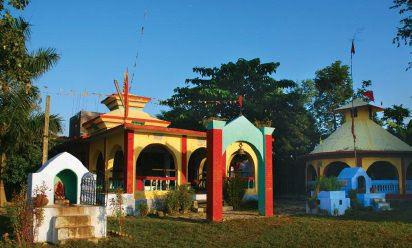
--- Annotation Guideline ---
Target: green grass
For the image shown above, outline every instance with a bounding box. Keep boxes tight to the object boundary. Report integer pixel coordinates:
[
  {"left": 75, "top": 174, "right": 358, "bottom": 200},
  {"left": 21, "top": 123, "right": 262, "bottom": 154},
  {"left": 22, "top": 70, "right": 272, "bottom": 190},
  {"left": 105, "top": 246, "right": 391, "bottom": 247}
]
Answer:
[{"left": 1, "top": 201, "right": 412, "bottom": 247}]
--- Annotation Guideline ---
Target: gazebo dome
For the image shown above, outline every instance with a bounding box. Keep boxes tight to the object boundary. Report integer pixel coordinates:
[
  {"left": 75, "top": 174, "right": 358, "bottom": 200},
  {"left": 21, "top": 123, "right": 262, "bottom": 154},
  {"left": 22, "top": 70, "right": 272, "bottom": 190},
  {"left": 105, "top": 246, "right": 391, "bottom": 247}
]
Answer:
[{"left": 311, "top": 99, "right": 412, "bottom": 155}]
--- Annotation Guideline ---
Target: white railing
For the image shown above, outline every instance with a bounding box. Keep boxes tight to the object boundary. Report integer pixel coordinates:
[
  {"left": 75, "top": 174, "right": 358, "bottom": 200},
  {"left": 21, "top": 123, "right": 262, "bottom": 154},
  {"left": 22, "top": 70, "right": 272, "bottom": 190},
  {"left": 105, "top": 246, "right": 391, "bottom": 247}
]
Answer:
[
  {"left": 371, "top": 180, "right": 399, "bottom": 194},
  {"left": 137, "top": 176, "right": 177, "bottom": 191}
]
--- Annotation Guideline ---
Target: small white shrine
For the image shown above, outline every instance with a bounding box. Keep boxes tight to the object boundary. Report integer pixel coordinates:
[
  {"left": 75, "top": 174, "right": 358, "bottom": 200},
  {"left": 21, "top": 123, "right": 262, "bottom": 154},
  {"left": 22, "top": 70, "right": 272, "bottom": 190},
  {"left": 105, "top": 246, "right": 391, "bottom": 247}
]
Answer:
[{"left": 28, "top": 152, "right": 107, "bottom": 244}]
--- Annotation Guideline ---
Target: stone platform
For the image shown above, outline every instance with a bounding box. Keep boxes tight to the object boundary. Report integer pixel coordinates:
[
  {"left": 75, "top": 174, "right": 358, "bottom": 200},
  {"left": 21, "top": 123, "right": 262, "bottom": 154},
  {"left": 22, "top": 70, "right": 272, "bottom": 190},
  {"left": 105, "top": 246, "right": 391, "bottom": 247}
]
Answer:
[{"left": 35, "top": 205, "right": 106, "bottom": 244}]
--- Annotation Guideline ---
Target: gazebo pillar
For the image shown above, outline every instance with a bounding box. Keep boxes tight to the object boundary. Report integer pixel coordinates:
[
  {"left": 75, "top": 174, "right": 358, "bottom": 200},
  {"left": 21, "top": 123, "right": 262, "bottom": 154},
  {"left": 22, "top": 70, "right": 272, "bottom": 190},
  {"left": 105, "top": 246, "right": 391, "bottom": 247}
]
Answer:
[{"left": 124, "top": 129, "right": 134, "bottom": 193}]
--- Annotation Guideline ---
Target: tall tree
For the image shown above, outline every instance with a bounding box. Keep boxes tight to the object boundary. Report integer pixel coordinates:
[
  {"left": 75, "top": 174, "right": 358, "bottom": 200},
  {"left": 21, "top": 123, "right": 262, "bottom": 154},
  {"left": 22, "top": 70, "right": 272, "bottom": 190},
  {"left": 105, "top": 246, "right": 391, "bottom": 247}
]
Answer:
[
  {"left": 391, "top": 0, "right": 412, "bottom": 70},
  {"left": 161, "top": 58, "right": 319, "bottom": 195},
  {"left": 382, "top": 104, "right": 412, "bottom": 145},
  {"left": 303, "top": 61, "right": 353, "bottom": 137},
  {"left": 0, "top": 0, "right": 61, "bottom": 203}
]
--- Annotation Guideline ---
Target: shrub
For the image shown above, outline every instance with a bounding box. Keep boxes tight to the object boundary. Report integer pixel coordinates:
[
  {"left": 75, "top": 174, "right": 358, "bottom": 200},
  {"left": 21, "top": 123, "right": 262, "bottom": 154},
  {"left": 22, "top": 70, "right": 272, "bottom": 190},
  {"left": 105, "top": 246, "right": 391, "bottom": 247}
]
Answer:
[
  {"left": 348, "top": 189, "right": 361, "bottom": 209},
  {"left": 223, "top": 176, "right": 246, "bottom": 210},
  {"left": 164, "top": 190, "right": 179, "bottom": 214},
  {"left": 177, "top": 185, "right": 194, "bottom": 213},
  {"left": 315, "top": 177, "right": 343, "bottom": 191},
  {"left": 109, "top": 188, "right": 125, "bottom": 233},
  {"left": 137, "top": 202, "right": 149, "bottom": 217},
  {"left": 5, "top": 185, "right": 34, "bottom": 246}
]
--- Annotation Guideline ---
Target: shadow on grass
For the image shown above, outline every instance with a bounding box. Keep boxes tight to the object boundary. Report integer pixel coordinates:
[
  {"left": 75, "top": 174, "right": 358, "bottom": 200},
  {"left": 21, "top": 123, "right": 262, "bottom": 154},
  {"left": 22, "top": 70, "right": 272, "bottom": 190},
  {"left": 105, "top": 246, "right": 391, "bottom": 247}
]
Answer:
[{"left": 296, "top": 200, "right": 412, "bottom": 224}]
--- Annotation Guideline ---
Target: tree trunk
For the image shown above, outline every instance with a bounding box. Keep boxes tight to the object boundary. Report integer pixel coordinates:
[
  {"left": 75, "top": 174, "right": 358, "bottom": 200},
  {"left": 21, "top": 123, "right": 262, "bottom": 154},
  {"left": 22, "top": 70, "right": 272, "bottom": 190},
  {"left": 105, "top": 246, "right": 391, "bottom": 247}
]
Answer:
[{"left": 0, "top": 152, "right": 7, "bottom": 206}]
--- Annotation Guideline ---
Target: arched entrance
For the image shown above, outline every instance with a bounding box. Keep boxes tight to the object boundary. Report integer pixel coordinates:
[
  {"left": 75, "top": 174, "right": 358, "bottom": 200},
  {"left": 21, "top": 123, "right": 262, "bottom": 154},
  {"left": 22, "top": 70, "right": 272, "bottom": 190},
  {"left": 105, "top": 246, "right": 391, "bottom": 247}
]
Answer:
[
  {"left": 188, "top": 148, "right": 207, "bottom": 190},
  {"left": 111, "top": 150, "right": 124, "bottom": 190},
  {"left": 96, "top": 153, "right": 105, "bottom": 189},
  {"left": 206, "top": 116, "right": 274, "bottom": 221},
  {"left": 54, "top": 169, "right": 77, "bottom": 204},
  {"left": 367, "top": 161, "right": 399, "bottom": 194},
  {"left": 136, "top": 144, "right": 177, "bottom": 191},
  {"left": 324, "top": 161, "right": 350, "bottom": 177},
  {"left": 306, "top": 164, "right": 317, "bottom": 191},
  {"left": 407, "top": 163, "right": 412, "bottom": 194},
  {"left": 228, "top": 150, "right": 255, "bottom": 189},
  {"left": 357, "top": 176, "right": 366, "bottom": 193}
]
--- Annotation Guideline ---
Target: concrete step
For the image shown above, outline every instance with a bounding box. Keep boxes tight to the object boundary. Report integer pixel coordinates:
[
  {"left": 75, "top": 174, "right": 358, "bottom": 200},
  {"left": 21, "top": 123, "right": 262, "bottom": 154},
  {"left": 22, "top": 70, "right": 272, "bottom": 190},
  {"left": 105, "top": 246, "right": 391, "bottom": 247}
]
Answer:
[
  {"left": 56, "top": 206, "right": 87, "bottom": 216},
  {"left": 59, "top": 236, "right": 99, "bottom": 245},
  {"left": 223, "top": 205, "right": 233, "bottom": 211},
  {"left": 56, "top": 225, "right": 95, "bottom": 241},
  {"left": 55, "top": 215, "right": 91, "bottom": 228},
  {"left": 196, "top": 205, "right": 234, "bottom": 213}
]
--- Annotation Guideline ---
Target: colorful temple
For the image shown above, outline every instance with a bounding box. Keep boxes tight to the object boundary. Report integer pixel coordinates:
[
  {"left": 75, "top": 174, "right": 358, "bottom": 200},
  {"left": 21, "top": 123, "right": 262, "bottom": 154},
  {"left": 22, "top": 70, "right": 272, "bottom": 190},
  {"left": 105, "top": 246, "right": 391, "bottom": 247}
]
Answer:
[
  {"left": 58, "top": 79, "right": 274, "bottom": 221},
  {"left": 304, "top": 99, "right": 412, "bottom": 196}
]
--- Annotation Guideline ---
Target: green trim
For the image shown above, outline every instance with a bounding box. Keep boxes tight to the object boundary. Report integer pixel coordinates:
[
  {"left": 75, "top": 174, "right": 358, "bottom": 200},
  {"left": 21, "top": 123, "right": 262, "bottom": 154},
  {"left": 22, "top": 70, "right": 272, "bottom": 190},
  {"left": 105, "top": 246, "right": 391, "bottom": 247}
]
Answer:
[
  {"left": 206, "top": 119, "right": 226, "bottom": 130},
  {"left": 54, "top": 169, "right": 77, "bottom": 204},
  {"left": 260, "top": 127, "right": 275, "bottom": 136}
]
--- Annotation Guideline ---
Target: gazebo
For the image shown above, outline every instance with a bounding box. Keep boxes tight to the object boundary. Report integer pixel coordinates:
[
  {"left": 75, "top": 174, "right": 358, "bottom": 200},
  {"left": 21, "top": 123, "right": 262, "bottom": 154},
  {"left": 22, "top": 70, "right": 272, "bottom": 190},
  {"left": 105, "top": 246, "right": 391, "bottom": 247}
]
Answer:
[{"left": 304, "top": 99, "right": 412, "bottom": 197}]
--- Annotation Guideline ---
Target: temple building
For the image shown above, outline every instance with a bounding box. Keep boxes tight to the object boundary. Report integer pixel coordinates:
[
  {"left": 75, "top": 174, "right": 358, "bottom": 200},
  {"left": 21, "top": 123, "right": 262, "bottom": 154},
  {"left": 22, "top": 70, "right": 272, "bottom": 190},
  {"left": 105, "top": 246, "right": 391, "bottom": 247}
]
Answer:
[
  {"left": 58, "top": 84, "right": 260, "bottom": 203},
  {"left": 304, "top": 99, "right": 412, "bottom": 196}
]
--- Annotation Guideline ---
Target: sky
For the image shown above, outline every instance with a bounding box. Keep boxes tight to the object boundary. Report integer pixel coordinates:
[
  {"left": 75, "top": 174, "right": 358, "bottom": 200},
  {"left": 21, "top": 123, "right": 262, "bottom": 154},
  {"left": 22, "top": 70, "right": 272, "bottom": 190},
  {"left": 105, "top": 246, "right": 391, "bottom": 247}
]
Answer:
[{"left": 19, "top": 0, "right": 412, "bottom": 134}]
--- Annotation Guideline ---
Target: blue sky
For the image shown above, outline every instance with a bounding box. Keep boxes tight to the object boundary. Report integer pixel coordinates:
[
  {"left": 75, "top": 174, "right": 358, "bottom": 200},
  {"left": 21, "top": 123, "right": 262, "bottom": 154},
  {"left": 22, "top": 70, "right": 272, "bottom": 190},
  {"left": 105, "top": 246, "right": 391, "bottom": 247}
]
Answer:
[{"left": 21, "top": 0, "right": 411, "bottom": 134}]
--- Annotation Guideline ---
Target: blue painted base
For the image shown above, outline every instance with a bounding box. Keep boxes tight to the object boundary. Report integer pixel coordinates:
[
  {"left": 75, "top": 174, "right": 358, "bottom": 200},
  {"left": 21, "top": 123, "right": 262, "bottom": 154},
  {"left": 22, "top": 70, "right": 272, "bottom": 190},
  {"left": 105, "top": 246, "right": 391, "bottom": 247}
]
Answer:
[
  {"left": 356, "top": 193, "right": 386, "bottom": 207},
  {"left": 317, "top": 191, "right": 350, "bottom": 216}
]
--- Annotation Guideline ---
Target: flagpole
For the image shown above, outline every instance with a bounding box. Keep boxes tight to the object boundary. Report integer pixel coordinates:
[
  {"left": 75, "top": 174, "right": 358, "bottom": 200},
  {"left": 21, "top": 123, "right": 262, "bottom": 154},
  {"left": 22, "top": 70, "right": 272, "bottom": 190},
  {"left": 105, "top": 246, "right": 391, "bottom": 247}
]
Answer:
[{"left": 350, "top": 38, "right": 358, "bottom": 166}]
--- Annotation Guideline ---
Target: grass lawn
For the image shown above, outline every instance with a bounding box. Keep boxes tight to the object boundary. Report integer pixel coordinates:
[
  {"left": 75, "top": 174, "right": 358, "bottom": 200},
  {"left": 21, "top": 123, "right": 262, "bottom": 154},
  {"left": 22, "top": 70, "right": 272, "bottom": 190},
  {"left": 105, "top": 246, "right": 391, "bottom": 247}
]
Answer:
[{"left": 1, "top": 200, "right": 412, "bottom": 247}]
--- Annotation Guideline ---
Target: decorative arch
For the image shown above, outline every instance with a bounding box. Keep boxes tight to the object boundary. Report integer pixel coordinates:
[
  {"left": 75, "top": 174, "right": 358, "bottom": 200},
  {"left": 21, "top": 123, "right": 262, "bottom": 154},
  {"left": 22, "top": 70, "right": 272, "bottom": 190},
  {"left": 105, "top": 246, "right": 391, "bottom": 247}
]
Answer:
[
  {"left": 306, "top": 164, "right": 317, "bottom": 181},
  {"left": 135, "top": 143, "right": 178, "bottom": 191},
  {"left": 188, "top": 147, "right": 207, "bottom": 186},
  {"left": 324, "top": 161, "right": 350, "bottom": 177},
  {"left": 407, "top": 162, "right": 412, "bottom": 193},
  {"left": 54, "top": 169, "right": 77, "bottom": 204},
  {"left": 206, "top": 116, "right": 274, "bottom": 222},
  {"left": 366, "top": 161, "right": 399, "bottom": 180},
  {"left": 96, "top": 152, "right": 105, "bottom": 190}
]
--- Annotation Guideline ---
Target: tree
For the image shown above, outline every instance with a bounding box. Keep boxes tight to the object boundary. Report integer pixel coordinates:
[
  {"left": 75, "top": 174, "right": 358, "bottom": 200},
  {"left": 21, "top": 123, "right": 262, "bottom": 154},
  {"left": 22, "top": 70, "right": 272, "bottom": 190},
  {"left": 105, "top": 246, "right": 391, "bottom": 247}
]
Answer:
[
  {"left": 391, "top": 0, "right": 412, "bottom": 70},
  {"left": 160, "top": 58, "right": 319, "bottom": 195},
  {"left": 303, "top": 61, "right": 353, "bottom": 137},
  {"left": 0, "top": 0, "right": 61, "bottom": 203},
  {"left": 382, "top": 104, "right": 412, "bottom": 145}
]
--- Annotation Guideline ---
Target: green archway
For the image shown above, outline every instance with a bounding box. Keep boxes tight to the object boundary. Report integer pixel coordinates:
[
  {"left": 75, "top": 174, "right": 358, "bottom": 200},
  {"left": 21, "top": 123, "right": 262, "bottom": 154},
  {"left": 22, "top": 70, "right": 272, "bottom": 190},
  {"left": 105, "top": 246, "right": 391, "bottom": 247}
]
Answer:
[{"left": 54, "top": 169, "right": 77, "bottom": 204}]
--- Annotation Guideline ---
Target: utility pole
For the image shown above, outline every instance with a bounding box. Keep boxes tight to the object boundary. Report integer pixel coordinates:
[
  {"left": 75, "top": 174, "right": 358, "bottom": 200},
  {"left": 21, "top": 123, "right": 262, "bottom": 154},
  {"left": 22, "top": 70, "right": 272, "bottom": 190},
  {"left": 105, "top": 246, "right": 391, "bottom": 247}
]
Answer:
[{"left": 42, "top": 95, "right": 51, "bottom": 164}]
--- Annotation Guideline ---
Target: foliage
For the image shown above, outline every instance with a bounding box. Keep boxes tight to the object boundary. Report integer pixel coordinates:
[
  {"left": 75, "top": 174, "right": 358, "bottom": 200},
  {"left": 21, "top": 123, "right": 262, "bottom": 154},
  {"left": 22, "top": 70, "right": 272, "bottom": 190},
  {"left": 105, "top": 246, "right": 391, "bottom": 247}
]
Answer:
[
  {"left": 302, "top": 61, "right": 353, "bottom": 137},
  {"left": 177, "top": 185, "right": 194, "bottom": 213},
  {"left": 5, "top": 185, "right": 34, "bottom": 247},
  {"left": 391, "top": 0, "right": 411, "bottom": 69},
  {"left": 348, "top": 189, "right": 361, "bottom": 210},
  {"left": 137, "top": 201, "right": 148, "bottom": 217},
  {"left": 223, "top": 175, "right": 246, "bottom": 210},
  {"left": 382, "top": 104, "right": 412, "bottom": 146},
  {"left": 163, "top": 189, "right": 180, "bottom": 214},
  {"left": 160, "top": 58, "right": 320, "bottom": 195},
  {"left": 0, "top": 0, "right": 61, "bottom": 200},
  {"left": 314, "top": 176, "right": 343, "bottom": 191},
  {"left": 109, "top": 188, "right": 125, "bottom": 233}
]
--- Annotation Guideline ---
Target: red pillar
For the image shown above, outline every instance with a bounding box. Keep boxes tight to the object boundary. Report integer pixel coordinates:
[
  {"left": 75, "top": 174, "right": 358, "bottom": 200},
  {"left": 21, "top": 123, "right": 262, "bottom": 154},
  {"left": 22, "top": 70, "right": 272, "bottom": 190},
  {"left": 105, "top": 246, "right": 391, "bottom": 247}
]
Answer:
[
  {"left": 206, "top": 128, "right": 223, "bottom": 222},
  {"left": 124, "top": 129, "right": 134, "bottom": 193},
  {"left": 181, "top": 136, "right": 188, "bottom": 184},
  {"left": 264, "top": 135, "right": 274, "bottom": 216},
  {"left": 222, "top": 151, "right": 227, "bottom": 177}
]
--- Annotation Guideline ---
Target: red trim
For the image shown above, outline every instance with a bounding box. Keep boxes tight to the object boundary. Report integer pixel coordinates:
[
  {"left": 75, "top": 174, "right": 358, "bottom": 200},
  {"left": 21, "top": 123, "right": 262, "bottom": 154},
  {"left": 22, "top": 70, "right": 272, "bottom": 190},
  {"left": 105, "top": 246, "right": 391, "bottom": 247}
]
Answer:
[
  {"left": 264, "top": 135, "right": 274, "bottom": 217},
  {"left": 101, "top": 94, "right": 151, "bottom": 104},
  {"left": 357, "top": 156, "right": 362, "bottom": 167},
  {"left": 206, "top": 128, "right": 223, "bottom": 222},
  {"left": 136, "top": 179, "right": 144, "bottom": 191},
  {"left": 136, "top": 176, "right": 177, "bottom": 181},
  {"left": 124, "top": 129, "right": 134, "bottom": 193},
  {"left": 304, "top": 150, "right": 412, "bottom": 160},
  {"left": 124, "top": 123, "right": 206, "bottom": 138},
  {"left": 181, "top": 136, "right": 187, "bottom": 184},
  {"left": 83, "top": 114, "right": 171, "bottom": 127}
]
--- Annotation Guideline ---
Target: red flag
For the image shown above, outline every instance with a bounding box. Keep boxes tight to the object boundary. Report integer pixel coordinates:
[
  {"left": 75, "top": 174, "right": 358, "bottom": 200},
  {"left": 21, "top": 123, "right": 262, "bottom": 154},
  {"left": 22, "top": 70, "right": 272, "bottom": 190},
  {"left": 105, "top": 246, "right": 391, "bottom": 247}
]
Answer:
[
  {"left": 237, "top": 95, "right": 243, "bottom": 108},
  {"left": 351, "top": 40, "right": 355, "bottom": 55},
  {"left": 363, "top": 90, "right": 374, "bottom": 102}
]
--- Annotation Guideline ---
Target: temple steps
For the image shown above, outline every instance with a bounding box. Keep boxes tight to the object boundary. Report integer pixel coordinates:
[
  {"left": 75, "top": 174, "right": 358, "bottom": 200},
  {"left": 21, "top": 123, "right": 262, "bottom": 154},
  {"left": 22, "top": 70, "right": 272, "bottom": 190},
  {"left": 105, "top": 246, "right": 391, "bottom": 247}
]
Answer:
[{"left": 52, "top": 206, "right": 98, "bottom": 244}]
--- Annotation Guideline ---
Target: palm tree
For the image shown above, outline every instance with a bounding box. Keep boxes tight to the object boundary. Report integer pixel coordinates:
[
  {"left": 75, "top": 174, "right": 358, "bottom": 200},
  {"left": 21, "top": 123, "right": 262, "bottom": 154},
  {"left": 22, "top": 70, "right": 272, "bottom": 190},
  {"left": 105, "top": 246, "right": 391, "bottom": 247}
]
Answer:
[{"left": 0, "top": 6, "right": 61, "bottom": 205}]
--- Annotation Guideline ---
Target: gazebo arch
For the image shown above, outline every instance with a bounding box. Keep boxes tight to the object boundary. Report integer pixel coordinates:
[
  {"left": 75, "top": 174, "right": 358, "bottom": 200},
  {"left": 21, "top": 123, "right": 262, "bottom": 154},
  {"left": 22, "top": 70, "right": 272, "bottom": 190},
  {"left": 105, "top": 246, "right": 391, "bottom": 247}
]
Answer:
[
  {"left": 188, "top": 147, "right": 207, "bottom": 185},
  {"left": 407, "top": 162, "right": 412, "bottom": 194},
  {"left": 367, "top": 161, "right": 399, "bottom": 194},
  {"left": 206, "top": 116, "right": 274, "bottom": 222},
  {"left": 324, "top": 161, "right": 350, "bottom": 177}
]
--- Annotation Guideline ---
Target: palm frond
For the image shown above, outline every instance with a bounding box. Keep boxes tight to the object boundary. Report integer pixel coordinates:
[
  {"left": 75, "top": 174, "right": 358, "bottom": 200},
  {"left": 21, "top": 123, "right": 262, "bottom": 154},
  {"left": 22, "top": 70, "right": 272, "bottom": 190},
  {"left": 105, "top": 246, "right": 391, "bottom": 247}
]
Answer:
[{"left": 27, "top": 48, "right": 60, "bottom": 79}]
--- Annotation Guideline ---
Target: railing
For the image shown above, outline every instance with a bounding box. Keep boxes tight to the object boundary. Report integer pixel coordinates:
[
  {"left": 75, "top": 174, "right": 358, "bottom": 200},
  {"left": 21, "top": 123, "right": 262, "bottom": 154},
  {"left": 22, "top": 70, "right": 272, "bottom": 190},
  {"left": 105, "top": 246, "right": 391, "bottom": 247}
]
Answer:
[
  {"left": 136, "top": 176, "right": 177, "bottom": 191},
  {"left": 371, "top": 180, "right": 399, "bottom": 194},
  {"left": 406, "top": 180, "right": 412, "bottom": 194}
]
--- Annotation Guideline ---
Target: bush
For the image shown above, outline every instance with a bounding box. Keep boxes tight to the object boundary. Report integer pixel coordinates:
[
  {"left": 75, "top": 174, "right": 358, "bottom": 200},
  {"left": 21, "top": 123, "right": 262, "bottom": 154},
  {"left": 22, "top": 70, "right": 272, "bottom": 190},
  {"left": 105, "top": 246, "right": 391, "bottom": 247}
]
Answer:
[
  {"left": 163, "top": 185, "right": 194, "bottom": 214},
  {"left": 348, "top": 189, "right": 361, "bottom": 209},
  {"left": 164, "top": 190, "right": 179, "bottom": 214},
  {"left": 223, "top": 176, "right": 246, "bottom": 210},
  {"left": 177, "top": 185, "right": 194, "bottom": 213},
  {"left": 137, "top": 202, "right": 149, "bottom": 217},
  {"left": 316, "top": 177, "right": 343, "bottom": 191}
]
